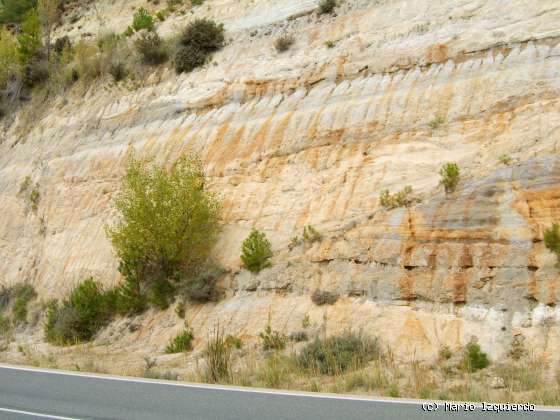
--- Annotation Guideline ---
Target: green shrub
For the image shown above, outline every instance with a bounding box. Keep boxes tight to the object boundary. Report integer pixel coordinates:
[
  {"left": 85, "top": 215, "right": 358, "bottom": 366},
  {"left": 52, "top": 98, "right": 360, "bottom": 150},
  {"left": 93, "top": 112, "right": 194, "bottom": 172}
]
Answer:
[
  {"left": 259, "top": 325, "right": 286, "bottom": 351},
  {"left": 29, "top": 185, "right": 40, "bottom": 212},
  {"left": 379, "top": 185, "right": 417, "bottom": 209},
  {"left": 324, "top": 40, "right": 336, "bottom": 48},
  {"left": 73, "top": 40, "right": 102, "bottom": 81},
  {"left": 297, "top": 332, "right": 380, "bottom": 375},
  {"left": 165, "top": 329, "right": 194, "bottom": 353},
  {"left": 108, "top": 61, "right": 127, "bottom": 82},
  {"left": 147, "top": 278, "right": 175, "bottom": 310},
  {"left": 463, "top": 342, "right": 489, "bottom": 372},
  {"left": 544, "top": 224, "right": 560, "bottom": 262},
  {"left": 204, "top": 327, "right": 231, "bottom": 383},
  {"left": 318, "top": 0, "right": 336, "bottom": 14},
  {"left": 174, "top": 45, "right": 207, "bottom": 74},
  {"left": 224, "top": 334, "right": 242, "bottom": 349},
  {"left": 135, "top": 30, "right": 168, "bottom": 65},
  {"left": 428, "top": 116, "right": 445, "bottom": 129},
  {"left": 0, "top": 27, "right": 21, "bottom": 89},
  {"left": 440, "top": 163, "right": 460, "bottom": 194},
  {"left": 439, "top": 345, "right": 452, "bottom": 361},
  {"left": 241, "top": 229, "right": 272, "bottom": 273},
  {"left": 182, "top": 261, "right": 225, "bottom": 302},
  {"left": 132, "top": 7, "right": 154, "bottom": 32},
  {"left": 11, "top": 283, "right": 36, "bottom": 324},
  {"left": 302, "top": 225, "right": 322, "bottom": 243},
  {"left": 23, "top": 57, "right": 50, "bottom": 87},
  {"left": 123, "top": 26, "right": 134, "bottom": 37},
  {"left": 106, "top": 154, "right": 221, "bottom": 311},
  {"left": 0, "top": 286, "right": 10, "bottom": 312},
  {"left": 274, "top": 34, "right": 294, "bottom": 52},
  {"left": 0, "top": 314, "right": 10, "bottom": 335},
  {"left": 191, "top": 0, "right": 204, "bottom": 6},
  {"left": 499, "top": 154, "right": 512, "bottom": 165},
  {"left": 17, "top": 9, "right": 42, "bottom": 64},
  {"left": 311, "top": 289, "right": 338, "bottom": 306},
  {"left": 0, "top": 0, "right": 37, "bottom": 24},
  {"left": 114, "top": 277, "right": 147, "bottom": 315},
  {"left": 175, "top": 300, "right": 186, "bottom": 318},
  {"left": 174, "top": 19, "right": 224, "bottom": 74},
  {"left": 44, "top": 278, "right": 116, "bottom": 345}
]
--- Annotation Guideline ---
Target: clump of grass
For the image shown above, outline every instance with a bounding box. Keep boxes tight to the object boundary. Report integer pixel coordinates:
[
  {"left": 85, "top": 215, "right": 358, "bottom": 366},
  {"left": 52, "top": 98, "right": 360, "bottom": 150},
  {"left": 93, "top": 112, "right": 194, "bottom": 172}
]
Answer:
[
  {"left": 224, "top": 334, "right": 243, "bottom": 349},
  {"left": 439, "top": 345, "right": 453, "bottom": 361},
  {"left": 274, "top": 34, "right": 294, "bottom": 52},
  {"left": 289, "top": 331, "right": 308, "bottom": 342},
  {"left": 0, "top": 314, "right": 11, "bottom": 336},
  {"left": 379, "top": 185, "right": 419, "bottom": 209},
  {"left": 302, "top": 225, "right": 322, "bottom": 243},
  {"left": 297, "top": 332, "right": 380, "bottom": 375},
  {"left": 428, "top": 116, "right": 445, "bottom": 129},
  {"left": 311, "top": 289, "right": 338, "bottom": 306},
  {"left": 495, "top": 359, "right": 543, "bottom": 391},
  {"left": 544, "top": 224, "right": 560, "bottom": 263},
  {"left": 175, "top": 300, "right": 186, "bottom": 318},
  {"left": 29, "top": 185, "right": 40, "bottom": 212},
  {"left": 165, "top": 329, "right": 194, "bottom": 353},
  {"left": 260, "top": 325, "right": 286, "bottom": 351},
  {"left": 11, "top": 283, "right": 36, "bottom": 324},
  {"left": 324, "top": 40, "right": 336, "bottom": 48},
  {"left": 499, "top": 154, "right": 512, "bottom": 165},
  {"left": 204, "top": 327, "right": 232, "bottom": 383}
]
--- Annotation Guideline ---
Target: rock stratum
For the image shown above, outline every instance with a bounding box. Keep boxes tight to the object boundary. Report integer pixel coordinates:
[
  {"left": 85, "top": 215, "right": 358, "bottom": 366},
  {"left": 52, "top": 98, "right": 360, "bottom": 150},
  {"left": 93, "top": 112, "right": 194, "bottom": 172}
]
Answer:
[{"left": 0, "top": 0, "right": 559, "bottom": 364}]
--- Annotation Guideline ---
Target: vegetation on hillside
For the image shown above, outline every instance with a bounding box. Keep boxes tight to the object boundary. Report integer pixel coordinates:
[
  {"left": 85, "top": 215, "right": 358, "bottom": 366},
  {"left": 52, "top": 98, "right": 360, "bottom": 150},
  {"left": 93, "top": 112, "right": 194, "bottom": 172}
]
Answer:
[
  {"left": 0, "top": 0, "right": 225, "bottom": 120},
  {"left": 240, "top": 229, "right": 272, "bottom": 273},
  {"left": 106, "top": 153, "right": 221, "bottom": 311}
]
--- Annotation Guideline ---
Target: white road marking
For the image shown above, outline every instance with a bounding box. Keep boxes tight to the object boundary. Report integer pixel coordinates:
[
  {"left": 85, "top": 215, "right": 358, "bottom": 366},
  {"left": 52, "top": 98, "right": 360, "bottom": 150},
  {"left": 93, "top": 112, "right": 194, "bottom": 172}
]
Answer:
[
  {"left": 0, "top": 407, "right": 79, "bottom": 419},
  {"left": 1, "top": 363, "right": 559, "bottom": 412}
]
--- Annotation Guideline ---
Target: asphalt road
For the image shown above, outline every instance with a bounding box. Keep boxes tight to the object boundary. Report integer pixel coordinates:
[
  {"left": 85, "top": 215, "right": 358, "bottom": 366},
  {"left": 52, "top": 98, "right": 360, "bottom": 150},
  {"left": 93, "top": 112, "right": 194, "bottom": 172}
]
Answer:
[{"left": 0, "top": 364, "right": 558, "bottom": 420}]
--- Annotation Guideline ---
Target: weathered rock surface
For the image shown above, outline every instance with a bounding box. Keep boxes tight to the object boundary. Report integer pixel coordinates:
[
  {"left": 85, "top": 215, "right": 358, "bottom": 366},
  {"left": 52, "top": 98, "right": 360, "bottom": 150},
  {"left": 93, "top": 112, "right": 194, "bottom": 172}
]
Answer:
[{"left": 0, "top": 0, "right": 559, "bottom": 364}]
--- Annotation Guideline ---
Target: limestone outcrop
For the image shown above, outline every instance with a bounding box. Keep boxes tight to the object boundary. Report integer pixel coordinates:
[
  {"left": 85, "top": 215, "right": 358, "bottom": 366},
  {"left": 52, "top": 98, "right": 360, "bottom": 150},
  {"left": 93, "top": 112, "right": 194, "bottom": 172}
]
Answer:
[{"left": 0, "top": 0, "right": 559, "bottom": 364}]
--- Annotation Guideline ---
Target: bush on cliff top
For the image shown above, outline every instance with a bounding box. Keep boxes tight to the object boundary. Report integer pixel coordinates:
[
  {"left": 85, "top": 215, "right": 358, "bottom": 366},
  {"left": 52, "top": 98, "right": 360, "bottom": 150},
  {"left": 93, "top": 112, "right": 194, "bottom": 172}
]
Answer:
[{"left": 174, "top": 19, "right": 224, "bottom": 74}]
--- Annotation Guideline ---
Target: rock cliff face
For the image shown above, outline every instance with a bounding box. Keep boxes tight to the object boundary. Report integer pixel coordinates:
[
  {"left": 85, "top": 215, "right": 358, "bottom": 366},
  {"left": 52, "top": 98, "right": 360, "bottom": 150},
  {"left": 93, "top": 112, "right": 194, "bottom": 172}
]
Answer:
[{"left": 1, "top": 0, "right": 559, "bottom": 363}]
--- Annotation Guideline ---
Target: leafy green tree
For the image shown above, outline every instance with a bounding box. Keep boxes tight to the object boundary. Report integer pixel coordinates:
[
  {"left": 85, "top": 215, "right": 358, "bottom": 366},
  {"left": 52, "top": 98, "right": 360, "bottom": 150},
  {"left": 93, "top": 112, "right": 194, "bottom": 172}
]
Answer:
[
  {"left": 106, "top": 154, "right": 221, "bottom": 307},
  {"left": 17, "top": 8, "right": 42, "bottom": 64},
  {"left": 37, "top": 0, "right": 60, "bottom": 61},
  {"left": 0, "top": 0, "right": 37, "bottom": 24},
  {"left": 240, "top": 229, "right": 272, "bottom": 273},
  {"left": 0, "top": 27, "right": 20, "bottom": 88}
]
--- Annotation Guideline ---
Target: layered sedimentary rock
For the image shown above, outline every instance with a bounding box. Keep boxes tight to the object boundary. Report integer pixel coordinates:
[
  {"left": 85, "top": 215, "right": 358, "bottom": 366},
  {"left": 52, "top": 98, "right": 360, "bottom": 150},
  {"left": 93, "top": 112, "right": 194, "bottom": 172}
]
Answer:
[{"left": 0, "top": 0, "right": 559, "bottom": 362}]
